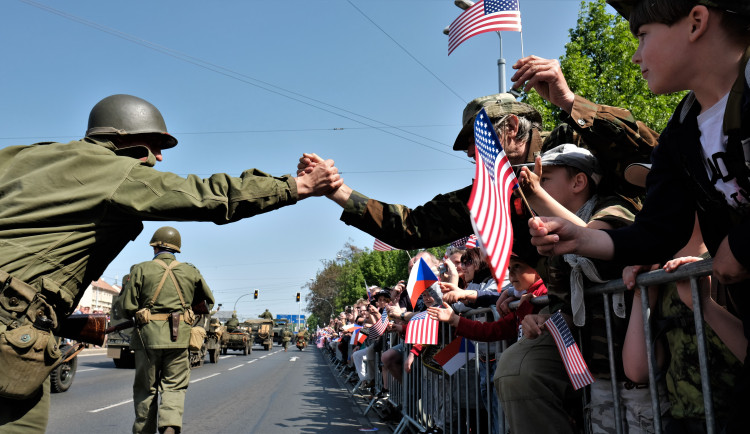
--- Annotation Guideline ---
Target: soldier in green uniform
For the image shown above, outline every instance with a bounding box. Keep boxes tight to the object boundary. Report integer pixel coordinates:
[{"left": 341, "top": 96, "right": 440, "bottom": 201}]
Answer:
[
  {"left": 115, "top": 227, "right": 213, "bottom": 434},
  {"left": 225, "top": 313, "right": 240, "bottom": 332},
  {"left": 259, "top": 309, "right": 273, "bottom": 320},
  {"left": 281, "top": 326, "right": 293, "bottom": 352},
  {"left": 0, "top": 94, "right": 341, "bottom": 432}
]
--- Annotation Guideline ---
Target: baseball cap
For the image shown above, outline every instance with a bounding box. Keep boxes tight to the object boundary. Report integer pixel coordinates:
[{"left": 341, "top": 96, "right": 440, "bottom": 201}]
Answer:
[
  {"left": 453, "top": 93, "right": 543, "bottom": 151},
  {"left": 624, "top": 162, "right": 651, "bottom": 188},
  {"left": 540, "top": 144, "right": 602, "bottom": 186}
]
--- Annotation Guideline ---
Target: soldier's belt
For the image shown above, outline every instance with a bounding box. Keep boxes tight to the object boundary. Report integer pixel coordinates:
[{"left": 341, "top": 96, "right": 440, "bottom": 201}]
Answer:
[{"left": 150, "top": 313, "right": 184, "bottom": 321}]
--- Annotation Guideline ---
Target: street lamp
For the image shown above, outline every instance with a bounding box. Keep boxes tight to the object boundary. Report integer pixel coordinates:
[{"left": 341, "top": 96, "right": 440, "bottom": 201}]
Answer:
[
  {"left": 233, "top": 291, "right": 255, "bottom": 313},
  {"left": 444, "top": 0, "right": 508, "bottom": 93}
]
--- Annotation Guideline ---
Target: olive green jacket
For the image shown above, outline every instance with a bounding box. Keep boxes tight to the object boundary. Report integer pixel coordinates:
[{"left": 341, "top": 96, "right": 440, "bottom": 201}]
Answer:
[
  {"left": 0, "top": 138, "right": 297, "bottom": 318},
  {"left": 116, "top": 253, "right": 214, "bottom": 349}
]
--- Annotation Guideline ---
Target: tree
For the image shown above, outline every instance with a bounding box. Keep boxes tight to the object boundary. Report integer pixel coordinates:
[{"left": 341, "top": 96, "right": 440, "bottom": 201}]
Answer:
[{"left": 523, "top": 0, "right": 685, "bottom": 133}]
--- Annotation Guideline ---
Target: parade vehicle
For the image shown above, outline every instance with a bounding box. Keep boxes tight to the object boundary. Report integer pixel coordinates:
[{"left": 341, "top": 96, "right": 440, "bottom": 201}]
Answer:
[
  {"left": 221, "top": 324, "right": 252, "bottom": 355},
  {"left": 272, "top": 318, "right": 289, "bottom": 346},
  {"left": 245, "top": 318, "right": 274, "bottom": 350},
  {"left": 50, "top": 342, "right": 78, "bottom": 393},
  {"left": 106, "top": 319, "right": 136, "bottom": 369},
  {"left": 206, "top": 317, "right": 224, "bottom": 363}
]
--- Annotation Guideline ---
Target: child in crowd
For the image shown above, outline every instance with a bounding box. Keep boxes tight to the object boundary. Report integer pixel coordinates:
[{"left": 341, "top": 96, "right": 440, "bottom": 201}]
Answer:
[{"left": 529, "top": 2, "right": 750, "bottom": 432}]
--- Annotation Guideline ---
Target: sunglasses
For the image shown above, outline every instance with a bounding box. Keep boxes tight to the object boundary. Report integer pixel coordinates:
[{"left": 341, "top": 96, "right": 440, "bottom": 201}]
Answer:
[{"left": 460, "top": 257, "right": 474, "bottom": 267}]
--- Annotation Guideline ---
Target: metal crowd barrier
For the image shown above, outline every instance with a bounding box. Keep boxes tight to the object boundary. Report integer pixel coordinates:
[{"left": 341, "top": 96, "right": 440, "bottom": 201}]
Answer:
[{"left": 320, "top": 258, "right": 719, "bottom": 434}]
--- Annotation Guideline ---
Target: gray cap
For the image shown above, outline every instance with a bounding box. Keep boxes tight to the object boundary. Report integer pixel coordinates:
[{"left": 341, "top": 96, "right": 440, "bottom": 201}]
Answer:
[
  {"left": 453, "top": 93, "right": 542, "bottom": 151},
  {"left": 541, "top": 144, "right": 602, "bottom": 186}
]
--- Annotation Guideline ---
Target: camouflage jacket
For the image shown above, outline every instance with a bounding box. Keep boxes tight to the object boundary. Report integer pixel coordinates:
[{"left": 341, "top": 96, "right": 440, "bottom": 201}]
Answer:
[
  {"left": 116, "top": 253, "right": 215, "bottom": 349},
  {"left": 339, "top": 96, "right": 657, "bottom": 250},
  {"left": 0, "top": 138, "right": 298, "bottom": 318}
]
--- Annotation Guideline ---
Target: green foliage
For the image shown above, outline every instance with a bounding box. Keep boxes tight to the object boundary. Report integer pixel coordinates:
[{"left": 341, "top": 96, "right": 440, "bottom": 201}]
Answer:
[
  {"left": 523, "top": 0, "right": 685, "bottom": 133},
  {"left": 305, "top": 241, "right": 448, "bottom": 325}
]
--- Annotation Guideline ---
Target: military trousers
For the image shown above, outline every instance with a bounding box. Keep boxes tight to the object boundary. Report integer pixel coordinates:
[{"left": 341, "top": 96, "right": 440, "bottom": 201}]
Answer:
[
  {"left": 494, "top": 333, "right": 580, "bottom": 434},
  {"left": 132, "top": 348, "right": 190, "bottom": 434},
  {"left": 0, "top": 378, "right": 49, "bottom": 434}
]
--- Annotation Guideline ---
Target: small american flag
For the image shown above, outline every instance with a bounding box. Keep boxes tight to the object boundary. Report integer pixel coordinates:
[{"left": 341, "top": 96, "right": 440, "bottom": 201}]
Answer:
[
  {"left": 373, "top": 239, "right": 396, "bottom": 251},
  {"left": 465, "top": 234, "right": 478, "bottom": 248},
  {"left": 468, "top": 108, "right": 517, "bottom": 285},
  {"left": 367, "top": 308, "right": 389, "bottom": 342},
  {"left": 448, "top": 0, "right": 522, "bottom": 55},
  {"left": 404, "top": 311, "right": 438, "bottom": 345},
  {"left": 545, "top": 312, "right": 595, "bottom": 390}
]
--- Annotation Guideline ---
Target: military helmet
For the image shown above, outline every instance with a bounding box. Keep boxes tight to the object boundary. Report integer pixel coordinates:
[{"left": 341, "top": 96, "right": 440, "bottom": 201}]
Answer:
[
  {"left": 454, "top": 92, "right": 543, "bottom": 151},
  {"left": 87, "top": 94, "right": 178, "bottom": 149},
  {"left": 149, "top": 226, "right": 181, "bottom": 253},
  {"left": 607, "top": 0, "right": 750, "bottom": 19}
]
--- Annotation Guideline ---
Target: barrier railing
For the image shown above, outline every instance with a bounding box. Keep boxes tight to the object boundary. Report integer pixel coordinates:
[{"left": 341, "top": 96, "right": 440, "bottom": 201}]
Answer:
[{"left": 320, "top": 258, "right": 719, "bottom": 434}]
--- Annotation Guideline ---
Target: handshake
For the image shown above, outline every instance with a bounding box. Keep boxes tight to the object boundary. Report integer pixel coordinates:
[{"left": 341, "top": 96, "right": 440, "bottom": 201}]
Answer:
[{"left": 295, "top": 153, "right": 352, "bottom": 206}]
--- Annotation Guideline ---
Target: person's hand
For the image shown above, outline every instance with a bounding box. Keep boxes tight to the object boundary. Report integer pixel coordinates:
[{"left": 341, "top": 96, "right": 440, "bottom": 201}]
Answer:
[
  {"left": 294, "top": 155, "right": 342, "bottom": 199},
  {"left": 622, "top": 264, "right": 659, "bottom": 290},
  {"left": 387, "top": 305, "right": 404, "bottom": 320},
  {"left": 496, "top": 291, "right": 517, "bottom": 316},
  {"left": 521, "top": 314, "right": 549, "bottom": 339},
  {"left": 297, "top": 153, "right": 322, "bottom": 176},
  {"left": 663, "top": 256, "right": 711, "bottom": 310},
  {"left": 442, "top": 289, "right": 469, "bottom": 304},
  {"left": 439, "top": 282, "right": 460, "bottom": 294},
  {"left": 518, "top": 156, "right": 543, "bottom": 198},
  {"left": 529, "top": 216, "right": 581, "bottom": 256},
  {"left": 427, "top": 302, "right": 458, "bottom": 326},
  {"left": 712, "top": 236, "right": 750, "bottom": 285},
  {"left": 511, "top": 56, "right": 575, "bottom": 113},
  {"left": 405, "top": 352, "right": 415, "bottom": 374}
]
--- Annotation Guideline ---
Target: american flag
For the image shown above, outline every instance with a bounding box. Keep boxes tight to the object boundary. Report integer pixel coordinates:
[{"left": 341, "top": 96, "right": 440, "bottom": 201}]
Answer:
[
  {"left": 367, "top": 308, "right": 389, "bottom": 342},
  {"left": 465, "top": 234, "right": 478, "bottom": 248},
  {"left": 373, "top": 239, "right": 397, "bottom": 251},
  {"left": 468, "top": 108, "right": 517, "bottom": 285},
  {"left": 448, "top": 0, "right": 522, "bottom": 55},
  {"left": 545, "top": 312, "right": 595, "bottom": 390},
  {"left": 404, "top": 311, "right": 439, "bottom": 345}
]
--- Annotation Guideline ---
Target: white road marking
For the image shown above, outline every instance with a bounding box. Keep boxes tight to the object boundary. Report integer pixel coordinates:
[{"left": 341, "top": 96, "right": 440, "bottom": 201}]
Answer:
[
  {"left": 90, "top": 399, "right": 133, "bottom": 413},
  {"left": 76, "top": 368, "right": 99, "bottom": 373},
  {"left": 289, "top": 357, "right": 298, "bottom": 362},
  {"left": 190, "top": 373, "right": 220, "bottom": 383},
  {"left": 228, "top": 364, "right": 244, "bottom": 371},
  {"left": 246, "top": 360, "right": 257, "bottom": 364}
]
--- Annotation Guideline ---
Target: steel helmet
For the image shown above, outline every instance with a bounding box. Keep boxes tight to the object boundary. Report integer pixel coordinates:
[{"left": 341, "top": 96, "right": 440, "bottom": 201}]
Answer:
[
  {"left": 149, "top": 226, "right": 181, "bottom": 253},
  {"left": 86, "top": 94, "right": 178, "bottom": 148}
]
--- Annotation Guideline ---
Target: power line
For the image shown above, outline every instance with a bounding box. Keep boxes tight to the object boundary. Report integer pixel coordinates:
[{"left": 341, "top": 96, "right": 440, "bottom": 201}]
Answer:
[
  {"left": 18, "top": 0, "right": 468, "bottom": 162},
  {"left": 347, "top": 0, "right": 466, "bottom": 104}
]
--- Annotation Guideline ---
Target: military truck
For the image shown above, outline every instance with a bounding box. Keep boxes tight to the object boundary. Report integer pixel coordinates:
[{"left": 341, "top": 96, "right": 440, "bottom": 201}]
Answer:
[
  {"left": 221, "top": 324, "right": 252, "bottom": 355},
  {"left": 272, "top": 318, "right": 289, "bottom": 346},
  {"left": 245, "top": 318, "right": 274, "bottom": 350},
  {"left": 106, "top": 319, "right": 136, "bottom": 368}
]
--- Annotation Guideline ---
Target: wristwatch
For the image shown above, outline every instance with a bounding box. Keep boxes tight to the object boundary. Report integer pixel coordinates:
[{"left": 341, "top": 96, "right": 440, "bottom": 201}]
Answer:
[{"left": 400, "top": 312, "right": 406, "bottom": 321}]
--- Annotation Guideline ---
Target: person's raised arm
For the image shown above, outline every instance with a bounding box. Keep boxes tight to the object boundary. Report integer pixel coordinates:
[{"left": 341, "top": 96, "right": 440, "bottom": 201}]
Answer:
[{"left": 529, "top": 216, "right": 615, "bottom": 259}]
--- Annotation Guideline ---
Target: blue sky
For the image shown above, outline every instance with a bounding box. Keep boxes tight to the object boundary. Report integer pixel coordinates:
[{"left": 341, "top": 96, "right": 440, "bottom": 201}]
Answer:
[{"left": 1, "top": 0, "right": 612, "bottom": 319}]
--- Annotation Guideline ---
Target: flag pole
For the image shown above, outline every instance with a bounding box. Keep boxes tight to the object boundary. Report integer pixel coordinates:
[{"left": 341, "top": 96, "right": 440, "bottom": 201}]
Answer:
[
  {"left": 497, "top": 32, "right": 506, "bottom": 93},
  {"left": 520, "top": 30, "right": 525, "bottom": 58},
  {"left": 515, "top": 185, "right": 536, "bottom": 217}
]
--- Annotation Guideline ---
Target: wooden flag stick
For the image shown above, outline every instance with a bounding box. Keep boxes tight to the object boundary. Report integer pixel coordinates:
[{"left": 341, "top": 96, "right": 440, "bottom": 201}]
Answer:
[{"left": 515, "top": 185, "right": 536, "bottom": 217}]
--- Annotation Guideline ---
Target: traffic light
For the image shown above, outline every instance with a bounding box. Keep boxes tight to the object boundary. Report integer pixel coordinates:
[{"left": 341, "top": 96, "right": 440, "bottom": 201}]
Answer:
[
  {"left": 296, "top": 292, "right": 300, "bottom": 302},
  {"left": 254, "top": 289, "right": 258, "bottom": 299}
]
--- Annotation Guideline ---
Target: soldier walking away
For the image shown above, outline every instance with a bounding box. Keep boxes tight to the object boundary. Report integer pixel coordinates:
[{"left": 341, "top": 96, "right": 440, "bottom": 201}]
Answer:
[
  {"left": 282, "top": 326, "right": 293, "bottom": 352},
  {"left": 0, "top": 94, "right": 341, "bottom": 432},
  {"left": 114, "top": 227, "right": 214, "bottom": 434}
]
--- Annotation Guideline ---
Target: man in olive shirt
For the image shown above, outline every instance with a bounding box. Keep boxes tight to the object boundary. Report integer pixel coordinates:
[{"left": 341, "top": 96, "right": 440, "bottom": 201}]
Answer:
[
  {"left": 0, "top": 94, "right": 342, "bottom": 432},
  {"left": 116, "top": 227, "right": 213, "bottom": 434}
]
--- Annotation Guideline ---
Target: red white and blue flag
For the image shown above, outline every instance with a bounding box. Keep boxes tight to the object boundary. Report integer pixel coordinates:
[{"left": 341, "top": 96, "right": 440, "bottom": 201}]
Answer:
[
  {"left": 367, "top": 308, "right": 389, "bottom": 342},
  {"left": 448, "top": 0, "right": 522, "bottom": 55},
  {"left": 545, "top": 312, "right": 595, "bottom": 390},
  {"left": 468, "top": 108, "right": 518, "bottom": 286},
  {"left": 404, "top": 311, "right": 439, "bottom": 345},
  {"left": 434, "top": 336, "right": 476, "bottom": 375},
  {"left": 406, "top": 257, "right": 439, "bottom": 309},
  {"left": 373, "top": 239, "right": 397, "bottom": 251},
  {"left": 350, "top": 326, "right": 367, "bottom": 345}
]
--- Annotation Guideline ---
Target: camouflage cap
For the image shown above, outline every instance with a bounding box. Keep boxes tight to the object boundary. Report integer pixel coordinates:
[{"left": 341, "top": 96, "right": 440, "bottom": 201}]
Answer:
[
  {"left": 607, "top": 0, "right": 750, "bottom": 19},
  {"left": 453, "top": 93, "right": 543, "bottom": 151}
]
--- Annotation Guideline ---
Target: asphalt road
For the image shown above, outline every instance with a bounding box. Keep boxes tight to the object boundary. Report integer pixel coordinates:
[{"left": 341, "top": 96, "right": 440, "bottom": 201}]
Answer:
[{"left": 49, "top": 344, "right": 390, "bottom": 433}]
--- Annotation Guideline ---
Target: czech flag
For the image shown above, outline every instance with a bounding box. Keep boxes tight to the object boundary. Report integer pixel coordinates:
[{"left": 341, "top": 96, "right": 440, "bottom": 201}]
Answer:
[
  {"left": 406, "top": 257, "right": 439, "bottom": 309},
  {"left": 434, "top": 336, "right": 476, "bottom": 375}
]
